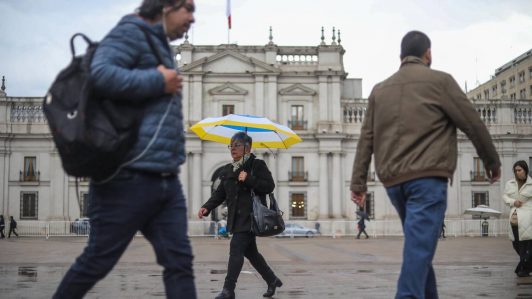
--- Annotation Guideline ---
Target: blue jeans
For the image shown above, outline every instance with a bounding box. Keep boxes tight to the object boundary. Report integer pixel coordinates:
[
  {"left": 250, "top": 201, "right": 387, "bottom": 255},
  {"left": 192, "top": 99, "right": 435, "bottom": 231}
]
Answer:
[
  {"left": 53, "top": 170, "right": 196, "bottom": 299},
  {"left": 385, "top": 177, "right": 447, "bottom": 299}
]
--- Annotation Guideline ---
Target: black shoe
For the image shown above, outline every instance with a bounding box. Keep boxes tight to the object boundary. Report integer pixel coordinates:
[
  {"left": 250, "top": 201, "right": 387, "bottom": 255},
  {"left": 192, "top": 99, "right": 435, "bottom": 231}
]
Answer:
[
  {"left": 215, "top": 288, "right": 235, "bottom": 299},
  {"left": 517, "top": 271, "right": 530, "bottom": 277},
  {"left": 263, "top": 278, "right": 283, "bottom": 297}
]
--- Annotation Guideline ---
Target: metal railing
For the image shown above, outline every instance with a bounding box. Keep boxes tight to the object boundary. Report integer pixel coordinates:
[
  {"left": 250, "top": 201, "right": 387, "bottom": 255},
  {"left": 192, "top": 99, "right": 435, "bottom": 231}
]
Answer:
[
  {"left": 288, "top": 171, "right": 308, "bottom": 182},
  {"left": 11, "top": 219, "right": 511, "bottom": 239}
]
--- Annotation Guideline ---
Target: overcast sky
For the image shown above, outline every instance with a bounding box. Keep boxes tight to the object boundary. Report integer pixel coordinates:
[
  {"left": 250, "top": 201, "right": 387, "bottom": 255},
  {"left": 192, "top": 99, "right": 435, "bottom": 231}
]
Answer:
[{"left": 1, "top": 0, "right": 531, "bottom": 98}]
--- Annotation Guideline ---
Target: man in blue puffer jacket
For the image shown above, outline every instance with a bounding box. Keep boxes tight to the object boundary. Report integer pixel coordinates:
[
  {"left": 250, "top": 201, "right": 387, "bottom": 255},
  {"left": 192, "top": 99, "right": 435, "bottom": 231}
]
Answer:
[{"left": 53, "top": 1, "right": 196, "bottom": 298}]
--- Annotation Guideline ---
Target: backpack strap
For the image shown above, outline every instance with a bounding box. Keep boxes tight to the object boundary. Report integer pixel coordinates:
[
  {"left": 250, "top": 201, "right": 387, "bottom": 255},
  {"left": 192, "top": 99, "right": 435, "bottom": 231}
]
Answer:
[{"left": 124, "top": 22, "right": 164, "bottom": 65}]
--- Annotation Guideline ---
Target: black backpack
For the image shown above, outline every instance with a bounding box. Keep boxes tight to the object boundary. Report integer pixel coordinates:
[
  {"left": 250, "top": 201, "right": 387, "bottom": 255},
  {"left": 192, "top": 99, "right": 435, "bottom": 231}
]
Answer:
[{"left": 43, "top": 28, "right": 162, "bottom": 180}]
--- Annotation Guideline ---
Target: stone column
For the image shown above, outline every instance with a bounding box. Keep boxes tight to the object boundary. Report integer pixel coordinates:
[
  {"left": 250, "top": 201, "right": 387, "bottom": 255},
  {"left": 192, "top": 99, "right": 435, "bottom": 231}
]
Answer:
[
  {"left": 318, "top": 76, "right": 329, "bottom": 122},
  {"left": 255, "top": 75, "right": 264, "bottom": 116},
  {"left": 331, "top": 76, "right": 341, "bottom": 124},
  {"left": 180, "top": 154, "right": 190, "bottom": 213},
  {"left": 267, "top": 76, "right": 278, "bottom": 121},
  {"left": 0, "top": 151, "right": 9, "bottom": 215},
  {"left": 49, "top": 152, "right": 64, "bottom": 220},
  {"left": 319, "top": 152, "right": 329, "bottom": 218},
  {"left": 331, "top": 153, "right": 342, "bottom": 218},
  {"left": 181, "top": 75, "right": 190, "bottom": 124},
  {"left": 191, "top": 152, "right": 202, "bottom": 218},
  {"left": 191, "top": 74, "right": 203, "bottom": 123}
]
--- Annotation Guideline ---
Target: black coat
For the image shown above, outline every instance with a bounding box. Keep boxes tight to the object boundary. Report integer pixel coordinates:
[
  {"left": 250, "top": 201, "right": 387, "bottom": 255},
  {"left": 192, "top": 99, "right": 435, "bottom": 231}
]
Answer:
[{"left": 202, "top": 154, "right": 275, "bottom": 233}]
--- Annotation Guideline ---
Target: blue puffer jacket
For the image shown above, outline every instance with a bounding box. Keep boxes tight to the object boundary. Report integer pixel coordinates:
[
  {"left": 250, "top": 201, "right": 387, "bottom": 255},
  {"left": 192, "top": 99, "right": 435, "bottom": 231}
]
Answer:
[{"left": 91, "top": 14, "right": 185, "bottom": 174}]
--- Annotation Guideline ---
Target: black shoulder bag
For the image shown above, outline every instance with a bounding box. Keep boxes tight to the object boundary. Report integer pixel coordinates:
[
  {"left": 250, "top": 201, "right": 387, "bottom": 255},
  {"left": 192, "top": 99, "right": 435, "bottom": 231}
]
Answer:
[{"left": 249, "top": 164, "right": 285, "bottom": 237}]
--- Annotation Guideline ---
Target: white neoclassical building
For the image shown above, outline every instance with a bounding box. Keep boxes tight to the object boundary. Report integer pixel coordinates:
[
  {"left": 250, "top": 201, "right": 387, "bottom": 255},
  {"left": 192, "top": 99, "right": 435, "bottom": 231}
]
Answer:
[{"left": 1, "top": 33, "right": 531, "bottom": 226}]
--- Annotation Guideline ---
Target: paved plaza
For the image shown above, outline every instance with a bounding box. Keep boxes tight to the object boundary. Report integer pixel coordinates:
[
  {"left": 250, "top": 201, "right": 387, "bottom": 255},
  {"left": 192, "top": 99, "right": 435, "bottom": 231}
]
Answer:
[{"left": 0, "top": 236, "right": 531, "bottom": 298}]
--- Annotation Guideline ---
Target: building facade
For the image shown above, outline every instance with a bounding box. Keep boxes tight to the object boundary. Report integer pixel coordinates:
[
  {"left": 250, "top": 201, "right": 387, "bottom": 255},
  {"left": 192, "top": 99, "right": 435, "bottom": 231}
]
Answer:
[
  {"left": 1, "top": 38, "right": 531, "bottom": 224},
  {"left": 468, "top": 49, "right": 532, "bottom": 101}
]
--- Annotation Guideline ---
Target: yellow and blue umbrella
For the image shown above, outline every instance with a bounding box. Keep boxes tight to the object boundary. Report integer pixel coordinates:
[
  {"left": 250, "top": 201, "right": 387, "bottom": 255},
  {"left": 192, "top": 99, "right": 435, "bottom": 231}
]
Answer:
[{"left": 190, "top": 114, "right": 302, "bottom": 149}]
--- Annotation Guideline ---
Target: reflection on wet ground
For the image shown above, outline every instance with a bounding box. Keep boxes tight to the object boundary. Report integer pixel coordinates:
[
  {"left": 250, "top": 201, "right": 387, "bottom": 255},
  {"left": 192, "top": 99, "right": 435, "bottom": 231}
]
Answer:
[{"left": 1, "top": 237, "right": 532, "bottom": 298}]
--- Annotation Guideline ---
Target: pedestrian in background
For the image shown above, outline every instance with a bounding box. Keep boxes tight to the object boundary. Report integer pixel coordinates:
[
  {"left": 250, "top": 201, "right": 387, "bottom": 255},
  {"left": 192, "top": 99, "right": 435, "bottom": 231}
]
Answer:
[
  {"left": 350, "top": 30, "right": 501, "bottom": 298},
  {"left": 0, "top": 215, "right": 5, "bottom": 239},
  {"left": 8, "top": 216, "right": 18, "bottom": 238},
  {"left": 502, "top": 160, "right": 532, "bottom": 277}
]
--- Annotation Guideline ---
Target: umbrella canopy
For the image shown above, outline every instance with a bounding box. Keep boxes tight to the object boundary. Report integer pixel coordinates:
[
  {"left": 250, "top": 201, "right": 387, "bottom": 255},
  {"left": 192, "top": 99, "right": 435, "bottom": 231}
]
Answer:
[
  {"left": 190, "top": 114, "right": 302, "bottom": 149},
  {"left": 464, "top": 205, "right": 501, "bottom": 219}
]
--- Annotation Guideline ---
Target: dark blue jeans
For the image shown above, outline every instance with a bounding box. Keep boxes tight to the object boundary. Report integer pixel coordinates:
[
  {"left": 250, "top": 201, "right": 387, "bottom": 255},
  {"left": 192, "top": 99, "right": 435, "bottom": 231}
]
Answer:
[
  {"left": 53, "top": 170, "right": 196, "bottom": 299},
  {"left": 386, "top": 177, "right": 447, "bottom": 299}
]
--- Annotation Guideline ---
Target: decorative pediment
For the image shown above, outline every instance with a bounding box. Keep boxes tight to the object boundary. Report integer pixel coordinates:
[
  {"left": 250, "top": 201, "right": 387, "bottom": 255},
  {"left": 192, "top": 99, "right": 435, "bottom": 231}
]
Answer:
[
  {"left": 278, "top": 84, "right": 317, "bottom": 96},
  {"left": 181, "top": 50, "right": 279, "bottom": 74},
  {"left": 208, "top": 82, "right": 248, "bottom": 95}
]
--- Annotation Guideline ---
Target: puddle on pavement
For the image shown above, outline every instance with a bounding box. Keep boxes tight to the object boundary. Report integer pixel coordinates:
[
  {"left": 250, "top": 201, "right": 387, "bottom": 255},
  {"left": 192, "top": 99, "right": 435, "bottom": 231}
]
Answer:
[
  {"left": 283, "top": 290, "right": 306, "bottom": 297},
  {"left": 17, "top": 267, "right": 37, "bottom": 282},
  {"left": 210, "top": 269, "right": 227, "bottom": 274},
  {"left": 357, "top": 269, "right": 374, "bottom": 273}
]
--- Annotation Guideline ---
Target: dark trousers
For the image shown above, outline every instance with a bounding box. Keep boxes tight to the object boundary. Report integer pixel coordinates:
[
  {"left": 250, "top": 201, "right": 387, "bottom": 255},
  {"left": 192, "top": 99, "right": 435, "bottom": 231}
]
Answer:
[
  {"left": 8, "top": 227, "right": 18, "bottom": 238},
  {"left": 511, "top": 225, "right": 532, "bottom": 274},
  {"left": 53, "top": 170, "right": 196, "bottom": 299},
  {"left": 357, "top": 228, "right": 369, "bottom": 239},
  {"left": 0, "top": 226, "right": 5, "bottom": 238},
  {"left": 224, "top": 232, "right": 276, "bottom": 291}
]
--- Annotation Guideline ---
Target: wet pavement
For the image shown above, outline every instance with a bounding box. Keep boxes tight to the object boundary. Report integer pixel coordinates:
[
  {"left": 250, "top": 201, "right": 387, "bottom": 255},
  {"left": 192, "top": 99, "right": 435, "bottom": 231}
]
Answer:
[{"left": 0, "top": 236, "right": 531, "bottom": 298}]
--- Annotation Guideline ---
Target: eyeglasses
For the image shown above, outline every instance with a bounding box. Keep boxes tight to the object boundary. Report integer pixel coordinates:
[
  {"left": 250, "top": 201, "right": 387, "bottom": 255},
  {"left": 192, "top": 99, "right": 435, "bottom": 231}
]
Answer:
[{"left": 228, "top": 143, "right": 244, "bottom": 150}]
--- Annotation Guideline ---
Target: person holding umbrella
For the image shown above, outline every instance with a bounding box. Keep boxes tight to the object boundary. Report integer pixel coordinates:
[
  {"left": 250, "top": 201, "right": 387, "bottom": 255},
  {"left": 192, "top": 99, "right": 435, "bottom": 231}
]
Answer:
[
  {"left": 198, "top": 132, "right": 282, "bottom": 299},
  {"left": 502, "top": 160, "right": 532, "bottom": 277}
]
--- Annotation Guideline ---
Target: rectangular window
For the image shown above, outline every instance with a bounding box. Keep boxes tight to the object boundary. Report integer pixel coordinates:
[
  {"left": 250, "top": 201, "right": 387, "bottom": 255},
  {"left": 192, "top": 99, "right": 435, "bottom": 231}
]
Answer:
[
  {"left": 23, "top": 156, "right": 37, "bottom": 181},
  {"left": 529, "top": 67, "right": 532, "bottom": 79},
  {"left": 471, "top": 157, "right": 486, "bottom": 181},
  {"left": 500, "top": 80, "right": 506, "bottom": 94},
  {"left": 510, "top": 75, "right": 516, "bottom": 87},
  {"left": 492, "top": 84, "right": 497, "bottom": 96},
  {"left": 80, "top": 192, "right": 90, "bottom": 217},
  {"left": 510, "top": 93, "right": 516, "bottom": 100},
  {"left": 476, "top": 94, "right": 481, "bottom": 100},
  {"left": 521, "top": 89, "right": 527, "bottom": 99},
  {"left": 290, "top": 157, "right": 306, "bottom": 181},
  {"left": 290, "top": 105, "right": 305, "bottom": 130},
  {"left": 222, "top": 104, "right": 234, "bottom": 116},
  {"left": 472, "top": 191, "right": 489, "bottom": 208},
  {"left": 290, "top": 193, "right": 306, "bottom": 219},
  {"left": 519, "top": 71, "right": 526, "bottom": 83},
  {"left": 484, "top": 89, "right": 489, "bottom": 99},
  {"left": 20, "top": 192, "right": 38, "bottom": 219}
]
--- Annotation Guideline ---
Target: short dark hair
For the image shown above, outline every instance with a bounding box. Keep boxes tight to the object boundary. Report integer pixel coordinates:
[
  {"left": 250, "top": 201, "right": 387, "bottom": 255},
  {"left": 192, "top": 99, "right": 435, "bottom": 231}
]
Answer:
[
  {"left": 231, "top": 132, "right": 252, "bottom": 149},
  {"left": 137, "top": 0, "right": 186, "bottom": 20},
  {"left": 400, "top": 31, "right": 431, "bottom": 60},
  {"left": 513, "top": 160, "right": 529, "bottom": 177}
]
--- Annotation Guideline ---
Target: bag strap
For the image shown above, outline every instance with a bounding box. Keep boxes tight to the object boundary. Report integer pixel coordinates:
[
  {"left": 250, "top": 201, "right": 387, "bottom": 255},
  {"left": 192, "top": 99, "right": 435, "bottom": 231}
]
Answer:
[{"left": 69, "top": 33, "right": 94, "bottom": 58}]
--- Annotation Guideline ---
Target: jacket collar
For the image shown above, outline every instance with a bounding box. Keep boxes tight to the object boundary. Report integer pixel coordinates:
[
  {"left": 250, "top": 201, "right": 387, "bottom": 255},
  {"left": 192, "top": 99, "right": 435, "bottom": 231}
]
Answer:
[{"left": 400, "top": 56, "right": 428, "bottom": 68}]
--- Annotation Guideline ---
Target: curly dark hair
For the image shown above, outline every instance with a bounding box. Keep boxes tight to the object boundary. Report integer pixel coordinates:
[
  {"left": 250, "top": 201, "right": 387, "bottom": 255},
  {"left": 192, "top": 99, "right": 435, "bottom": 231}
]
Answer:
[{"left": 137, "top": 0, "right": 186, "bottom": 20}]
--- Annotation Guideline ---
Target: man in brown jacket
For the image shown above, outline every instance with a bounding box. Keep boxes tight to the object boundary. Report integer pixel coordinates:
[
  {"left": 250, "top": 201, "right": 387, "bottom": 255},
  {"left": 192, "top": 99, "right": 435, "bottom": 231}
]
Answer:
[{"left": 350, "top": 31, "right": 501, "bottom": 299}]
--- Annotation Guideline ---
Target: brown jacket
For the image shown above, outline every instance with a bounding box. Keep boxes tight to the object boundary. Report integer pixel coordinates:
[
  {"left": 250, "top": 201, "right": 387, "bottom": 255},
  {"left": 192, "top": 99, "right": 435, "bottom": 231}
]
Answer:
[{"left": 350, "top": 56, "right": 501, "bottom": 192}]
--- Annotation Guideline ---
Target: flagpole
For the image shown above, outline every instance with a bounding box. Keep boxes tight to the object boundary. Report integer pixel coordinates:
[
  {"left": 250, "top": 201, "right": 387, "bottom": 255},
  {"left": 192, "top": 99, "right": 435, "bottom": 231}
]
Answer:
[{"left": 226, "top": 0, "right": 231, "bottom": 44}]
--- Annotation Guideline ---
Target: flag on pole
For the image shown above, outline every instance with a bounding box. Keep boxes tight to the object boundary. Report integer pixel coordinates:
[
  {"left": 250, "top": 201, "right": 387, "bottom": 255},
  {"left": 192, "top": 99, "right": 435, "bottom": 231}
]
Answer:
[{"left": 226, "top": 0, "right": 231, "bottom": 29}]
